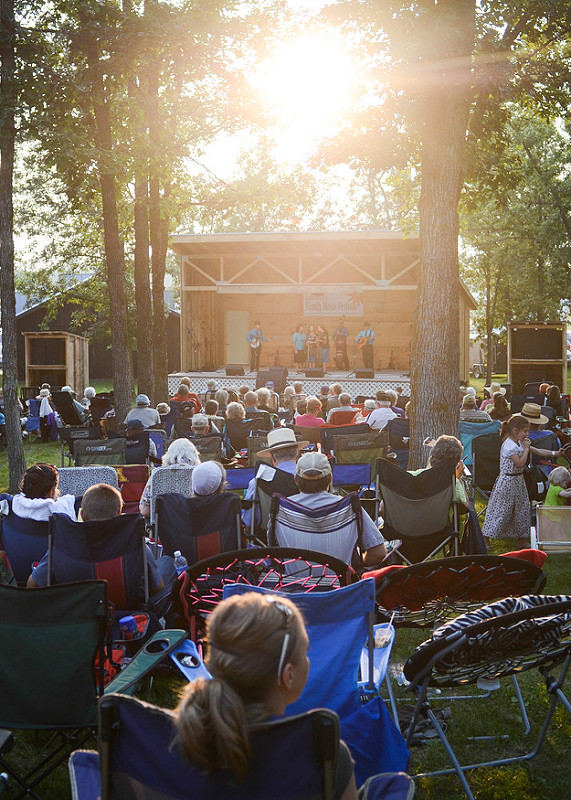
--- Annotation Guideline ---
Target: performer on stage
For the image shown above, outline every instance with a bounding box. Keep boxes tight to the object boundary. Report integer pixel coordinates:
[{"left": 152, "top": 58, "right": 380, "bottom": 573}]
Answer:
[
  {"left": 332, "top": 318, "right": 349, "bottom": 370},
  {"left": 317, "top": 324, "right": 330, "bottom": 370},
  {"left": 356, "top": 322, "right": 375, "bottom": 370},
  {"left": 306, "top": 324, "right": 318, "bottom": 368},
  {"left": 292, "top": 324, "right": 306, "bottom": 371},
  {"left": 246, "top": 320, "right": 267, "bottom": 372}
]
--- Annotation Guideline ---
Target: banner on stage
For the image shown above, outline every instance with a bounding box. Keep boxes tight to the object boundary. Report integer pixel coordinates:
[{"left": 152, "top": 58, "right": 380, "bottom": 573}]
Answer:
[{"left": 304, "top": 293, "right": 363, "bottom": 316}]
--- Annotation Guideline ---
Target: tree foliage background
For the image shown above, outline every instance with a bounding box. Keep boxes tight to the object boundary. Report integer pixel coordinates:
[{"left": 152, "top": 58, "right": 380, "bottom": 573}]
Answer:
[{"left": 2, "top": 0, "right": 571, "bottom": 469}]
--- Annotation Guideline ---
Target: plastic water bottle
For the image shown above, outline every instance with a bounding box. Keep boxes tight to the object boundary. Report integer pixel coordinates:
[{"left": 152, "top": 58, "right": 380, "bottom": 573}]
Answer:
[{"left": 173, "top": 550, "right": 188, "bottom": 576}]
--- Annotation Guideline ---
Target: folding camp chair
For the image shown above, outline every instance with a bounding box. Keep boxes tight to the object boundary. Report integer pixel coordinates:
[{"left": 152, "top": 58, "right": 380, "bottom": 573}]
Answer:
[
  {"left": 293, "top": 424, "right": 322, "bottom": 444},
  {"left": 57, "top": 466, "right": 119, "bottom": 497},
  {"left": 59, "top": 425, "right": 103, "bottom": 467},
  {"left": 249, "top": 461, "right": 298, "bottom": 544},
  {"left": 458, "top": 419, "right": 501, "bottom": 468},
  {"left": 376, "top": 457, "right": 460, "bottom": 564},
  {"left": 469, "top": 431, "right": 501, "bottom": 513},
  {"left": 154, "top": 492, "right": 242, "bottom": 563},
  {"left": 531, "top": 506, "right": 571, "bottom": 552},
  {"left": 148, "top": 466, "right": 195, "bottom": 534},
  {"left": 328, "top": 409, "right": 359, "bottom": 426},
  {"left": 0, "top": 581, "right": 109, "bottom": 800},
  {"left": 187, "top": 434, "right": 223, "bottom": 462},
  {"left": 88, "top": 395, "right": 113, "bottom": 425},
  {"left": 386, "top": 417, "right": 410, "bottom": 470},
  {"left": 402, "top": 595, "right": 571, "bottom": 800},
  {"left": 224, "top": 466, "right": 255, "bottom": 493},
  {"left": 268, "top": 492, "right": 365, "bottom": 569},
  {"left": 334, "top": 430, "right": 388, "bottom": 482},
  {"left": 46, "top": 512, "right": 156, "bottom": 621},
  {"left": 89, "top": 694, "right": 344, "bottom": 800},
  {"left": 25, "top": 397, "right": 41, "bottom": 442},
  {"left": 247, "top": 434, "right": 271, "bottom": 466},
  {"left": 108, "top": 430, "right": 151, "bottom": 465},
  {"left": 320, "top": 422, "right": 369, "bottom": 456},
  {"left": 113, "top": 464, "right": 151, "bottom": 514},
  {"left": 74, "top": 438, "right": 126, "bottom": 466},
  {"left": 51, "top": 390, "right": 85, "bottom": 426},
  {"left": 225, "top": 580, "right": 410, "bottom": 786},
  {"left": 147, "top": 428, "right": 167, "bottom": 461},
  {"left": 0, "top": 499, "right": 49, "bottom": 585},
  {"left": 225, "top": 417, "right": 271, "bottom": 451},
  {"left": 173, "top": 547, "right": 356, "bottom": 645}
]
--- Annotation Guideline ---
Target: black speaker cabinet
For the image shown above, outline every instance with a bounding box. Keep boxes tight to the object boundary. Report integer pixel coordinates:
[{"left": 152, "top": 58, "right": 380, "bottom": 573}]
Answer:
[
  {"left": 511, "top": 326, "right": 564, "bottom": 360},
  {"left": 256, "top": 368, "right": 288, "bottom": 394},
  {"left": 305, "top": 368, "right": 324, "bottom": 378},
  {"left": 225, "top": 364, "right": 245, "bottom": 376},
  {"left": 355, "top": 369, "right": 374, "bottom": 379}
]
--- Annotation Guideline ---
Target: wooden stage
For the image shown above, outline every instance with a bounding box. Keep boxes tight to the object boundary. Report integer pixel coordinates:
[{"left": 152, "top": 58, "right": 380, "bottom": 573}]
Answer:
[{"left": 168, "top": 369, "right": 410, "bottom": 399}]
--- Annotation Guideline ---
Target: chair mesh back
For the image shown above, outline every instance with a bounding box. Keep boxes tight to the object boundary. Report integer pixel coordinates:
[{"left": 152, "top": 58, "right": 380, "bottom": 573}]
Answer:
[{"left": 58, "top": 466, "right": 119, "bottom": 496}]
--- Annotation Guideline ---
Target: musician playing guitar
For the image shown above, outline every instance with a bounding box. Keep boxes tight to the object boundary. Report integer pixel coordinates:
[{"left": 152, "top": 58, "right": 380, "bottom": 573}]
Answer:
[
  {"left": 355, "top": 322, "right": 375, "bottom": 370},
  {"left": 246, "top": 320, "right": 267, "bottom": 372}
]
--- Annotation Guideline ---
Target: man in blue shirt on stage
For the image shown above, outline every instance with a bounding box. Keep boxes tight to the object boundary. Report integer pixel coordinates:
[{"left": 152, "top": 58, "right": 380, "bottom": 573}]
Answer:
[
  {"left": 246, "top": 320, "right": 267, "bottom": 372},
  {"left": 356, "top": 322, "right": 375, "bottom": 370}
]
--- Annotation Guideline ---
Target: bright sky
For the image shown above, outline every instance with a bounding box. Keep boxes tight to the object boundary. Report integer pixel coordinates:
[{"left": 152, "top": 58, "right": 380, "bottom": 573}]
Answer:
[
  {"left": 203, "top": 1, "right": 362, "bottom": 177},
  {"left": 251, "top": 30, "right": 360, "bottom": 163}
]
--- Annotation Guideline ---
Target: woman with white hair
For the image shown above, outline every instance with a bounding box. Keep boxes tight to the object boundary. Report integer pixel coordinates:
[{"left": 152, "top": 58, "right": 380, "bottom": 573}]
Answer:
[{"left": 139, "top": 438, "right": 201, "bottom": 518}]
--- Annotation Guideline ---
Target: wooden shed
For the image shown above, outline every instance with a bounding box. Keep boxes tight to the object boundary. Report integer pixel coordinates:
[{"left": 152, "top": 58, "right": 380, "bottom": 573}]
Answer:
[
  {"left": 24, "top": 331, "right": 89, "bottom": 390},
  {"left": 171, "top": 230, "right": 476, "bottom": 379}
]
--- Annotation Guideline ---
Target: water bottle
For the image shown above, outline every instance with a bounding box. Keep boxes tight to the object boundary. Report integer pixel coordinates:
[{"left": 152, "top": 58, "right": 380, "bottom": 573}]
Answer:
[{"left": 174, "top": 550, "right": 188, "bottom": 576}]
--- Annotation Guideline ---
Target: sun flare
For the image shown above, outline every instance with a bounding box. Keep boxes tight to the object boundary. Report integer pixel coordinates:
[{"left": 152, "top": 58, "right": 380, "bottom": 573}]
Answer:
[{"left": 252, "top": 31, "right": 360, "bottom": 162}]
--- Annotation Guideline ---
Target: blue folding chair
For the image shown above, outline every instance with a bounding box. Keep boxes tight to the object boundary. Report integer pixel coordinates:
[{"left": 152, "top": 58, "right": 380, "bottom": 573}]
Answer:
[
  {"left": 225, "top": 580, "right": 409, "bottom": 786},
  {"left": 0, "top": 498, "right": 50, "bottom": 586},
  {"left": 458, "top": 419, "right": 501, "bottom": 467},
  {"left": 25, "top": 397, "right": 41, "bottom": 441},
  {"left": 72, "top": 695, "right": 343, "bottom": 800}
]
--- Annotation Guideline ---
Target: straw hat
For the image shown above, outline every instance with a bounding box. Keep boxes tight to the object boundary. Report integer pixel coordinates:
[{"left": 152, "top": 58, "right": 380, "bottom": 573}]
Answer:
[
  {"left": 484, "top": 382, "right": 506, "bottom": 397},
  {"left": 257, "top": 428, "right": 308, "bottom": 457},
  {"left": 519, "top": 403, "right": 549, "bottom": 426}
]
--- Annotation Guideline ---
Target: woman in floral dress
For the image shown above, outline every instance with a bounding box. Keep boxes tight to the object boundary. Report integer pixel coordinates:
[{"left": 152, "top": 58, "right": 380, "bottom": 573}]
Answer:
[{"left": 482, "top": 415, "right": 560, "bottom": 549}]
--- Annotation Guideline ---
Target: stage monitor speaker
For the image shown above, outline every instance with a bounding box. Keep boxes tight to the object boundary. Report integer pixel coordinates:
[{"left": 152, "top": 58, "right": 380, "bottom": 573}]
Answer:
[
  {"left": 256, "top": 367, "right": 288, "bottom": 394},
  {"left": 305, "top": 368, "right": 324, "bottom": 378},
  {"left": 225, "top": 364, "right": 245, "bottom": 376},
  {"left": 355, "top": 369, "right": 374, "bottom": 379}
]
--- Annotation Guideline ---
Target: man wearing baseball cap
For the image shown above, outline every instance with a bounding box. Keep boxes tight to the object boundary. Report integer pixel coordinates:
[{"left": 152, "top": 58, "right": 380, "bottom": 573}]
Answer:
[
  {"left": 272, "top": 452, "right": 388, "bottom": 567},
  {"left": 124, "top": 393, "right": 161, "bottom": 428}
]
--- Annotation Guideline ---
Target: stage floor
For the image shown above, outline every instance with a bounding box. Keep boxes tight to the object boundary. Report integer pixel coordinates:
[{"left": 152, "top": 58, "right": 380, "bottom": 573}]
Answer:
[{"left": 168, "top": 368, "right": 410, "bottom": 398}]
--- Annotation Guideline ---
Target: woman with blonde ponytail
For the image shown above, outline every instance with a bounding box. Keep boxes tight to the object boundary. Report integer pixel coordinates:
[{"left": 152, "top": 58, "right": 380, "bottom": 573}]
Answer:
[{"left": 175, "top": 592, "right": 358, "bottom": 798}]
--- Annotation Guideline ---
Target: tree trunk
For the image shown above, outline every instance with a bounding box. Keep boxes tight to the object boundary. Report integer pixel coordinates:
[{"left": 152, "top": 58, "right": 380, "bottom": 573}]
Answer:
[
  {"left": 409, "top": 0, "right": 475, "bottom": 468},
  {"left": 148, "top": 52, "right": 168, "bottom": 399},
  {"left": 133, "top": 171, "right": 155, "bottom": 401},
  {"left": 0, "top": 0, "right": 26, "bottom": 491},
  {"left": 485, "top": 264, "right": 492, "bottom": 385},
  {"left": 83, "top": 28, "right": 134, "bottom": 423},
  {"left": 125, "top": 0, "right": 155, "bottom": 402}
]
